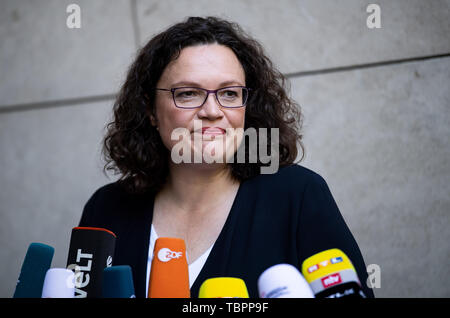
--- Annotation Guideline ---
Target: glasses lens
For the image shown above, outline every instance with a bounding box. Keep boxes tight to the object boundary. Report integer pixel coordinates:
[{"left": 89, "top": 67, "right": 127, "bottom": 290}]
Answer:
[
  {"left": 173, "top": 88, "right": 207, "bottom": 108},
  {"left": 218, "top": 87, "right": 247, "bottom": 107}
]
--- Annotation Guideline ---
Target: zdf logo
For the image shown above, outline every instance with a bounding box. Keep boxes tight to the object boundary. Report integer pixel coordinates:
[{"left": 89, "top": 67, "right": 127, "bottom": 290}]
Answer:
[{"left": 157, "top": 248, "right": 183, "bottom": 262}]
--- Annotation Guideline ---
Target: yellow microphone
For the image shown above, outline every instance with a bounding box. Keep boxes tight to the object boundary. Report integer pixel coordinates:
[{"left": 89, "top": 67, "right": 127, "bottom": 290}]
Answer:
[
  {"left": 301, "top": 248, "right": 366, "bottom": 298},
  {"left": 148, "top": 237, "right": 190, "bottom": 298},
  {"left": 198, "top": 277, "right": 249, "bottom": 298}
]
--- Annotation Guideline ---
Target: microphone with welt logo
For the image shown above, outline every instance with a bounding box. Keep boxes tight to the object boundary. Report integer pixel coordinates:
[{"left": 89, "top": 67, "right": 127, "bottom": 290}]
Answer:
[
  {"left": 103, "top": 265, "right": 136, "bottom": 298},
  {"left": 257, "top": 263, "right": 314, "bottom": 298},
  {"left": 198, "top": 277, "right": 249, "bottom": 298},
  {"left": 148, "top": 237, "right": 190, "bottom": 298},
  {"left": 66, "top": 227, "right": 116, "bottom": 298},
  {"left": 13, "top": 242, "right": 54, "bottom": 298},
  {"left": 301, "top": 248, "right": 366, "bottom": 298}
]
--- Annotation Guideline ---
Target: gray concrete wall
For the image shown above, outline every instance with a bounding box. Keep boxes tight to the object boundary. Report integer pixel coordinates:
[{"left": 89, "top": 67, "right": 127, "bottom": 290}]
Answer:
[{"left": 1, "top": 0, "right": 449, "bottom": 297}]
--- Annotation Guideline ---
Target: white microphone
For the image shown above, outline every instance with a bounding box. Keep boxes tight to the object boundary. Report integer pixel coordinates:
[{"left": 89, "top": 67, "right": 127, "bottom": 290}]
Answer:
[
  {"left": 257, "top": 264, "right": 315, "bottom": 298},
  {"left": 41, "top": 268, "right": 75, "bottom": 298}
]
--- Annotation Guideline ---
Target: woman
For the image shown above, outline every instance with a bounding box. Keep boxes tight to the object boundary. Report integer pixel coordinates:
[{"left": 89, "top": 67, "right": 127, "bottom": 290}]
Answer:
[{"left": 79, "top": 16, "right": 374, "bottom": 298}]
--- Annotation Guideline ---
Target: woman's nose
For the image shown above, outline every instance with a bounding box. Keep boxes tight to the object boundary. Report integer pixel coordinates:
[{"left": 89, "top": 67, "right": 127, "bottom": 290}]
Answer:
[{"left": 197, "top": 92, "right": 224, "bottom": 119}]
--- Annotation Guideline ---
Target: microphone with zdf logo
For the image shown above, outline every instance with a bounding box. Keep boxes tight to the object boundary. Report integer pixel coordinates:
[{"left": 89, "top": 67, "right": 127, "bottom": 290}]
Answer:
[
  {"left": 66, "top": 227, "right": 116, "bottom": 298},
  {"left": 147, "top": 237, "right": 190, "bottom": 298}
]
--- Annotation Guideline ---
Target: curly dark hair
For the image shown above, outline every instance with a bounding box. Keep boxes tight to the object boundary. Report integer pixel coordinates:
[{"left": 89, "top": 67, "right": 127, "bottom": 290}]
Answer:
[{"left": 103, "top": 16, "right": 304, "bottom": 194}]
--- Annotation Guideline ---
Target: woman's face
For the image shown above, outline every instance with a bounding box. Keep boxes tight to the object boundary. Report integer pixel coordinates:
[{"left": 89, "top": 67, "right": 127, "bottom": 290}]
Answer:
[{"left": 153, "top": 44, "right": 246, "bottom": 165}]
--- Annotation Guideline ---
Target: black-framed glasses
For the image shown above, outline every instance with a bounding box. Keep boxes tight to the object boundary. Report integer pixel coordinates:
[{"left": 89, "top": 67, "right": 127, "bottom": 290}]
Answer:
[{"left": 155, "top": 86, "right": 250, "bottom": 109}]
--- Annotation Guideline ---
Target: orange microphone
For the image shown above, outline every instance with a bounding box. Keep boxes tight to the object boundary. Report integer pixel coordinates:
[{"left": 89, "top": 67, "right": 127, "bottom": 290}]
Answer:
[{"left": 148, "top": 237, "right": 190, "bottom": 298}]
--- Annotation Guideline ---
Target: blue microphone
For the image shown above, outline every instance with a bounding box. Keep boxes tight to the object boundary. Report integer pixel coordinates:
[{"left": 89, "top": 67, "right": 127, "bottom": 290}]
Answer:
[
  {"left": 13, "top": 243, "right": 55, "bottom": 298},
  {"left": 102, "top": 265, "right": 135, "bottom": 298}
]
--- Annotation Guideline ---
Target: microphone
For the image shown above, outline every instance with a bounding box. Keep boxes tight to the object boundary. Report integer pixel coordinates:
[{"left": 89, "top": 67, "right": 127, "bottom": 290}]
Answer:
[
  {"left": 198, "top": 277, "right": 249, "bottom": 298},
  {"left": 257, "top": 264, "right": 314, "bottom": 298},
  {"left": 147, "top": 237, "right": 190, "bottom": 298},
  {"left": 13, "top": 242, "right": 54, "bottom": 298},
  {"left": 66, "top": 227, "right": 116, "bottom": 298},
  {"left": 41, "top": 268, "right": 75, "bottom": 298},
  {"left": 301, "top": 248, "right": 366, "bottom": 298},
  {"left": 103, "top": 265, "right": 136, "bottom": 298}
]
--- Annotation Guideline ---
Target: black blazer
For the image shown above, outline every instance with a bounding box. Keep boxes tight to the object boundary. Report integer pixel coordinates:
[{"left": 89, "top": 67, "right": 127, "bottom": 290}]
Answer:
[{"left": 79, "top": 164, "right": 374, "bottom": 298}]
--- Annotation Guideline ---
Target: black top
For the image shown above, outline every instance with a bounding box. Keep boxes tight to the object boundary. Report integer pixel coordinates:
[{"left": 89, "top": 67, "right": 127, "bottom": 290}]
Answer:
[{"left": 79, "top": 164, "right": 374, "bottom": 298}]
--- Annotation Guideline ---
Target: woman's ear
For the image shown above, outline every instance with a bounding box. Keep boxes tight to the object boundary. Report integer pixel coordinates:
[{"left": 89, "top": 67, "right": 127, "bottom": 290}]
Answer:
[
  {"left": 149, "top": 114, "right": 157, "bottom": 126},
  {"left": 151, "top": 118, "right": 159, "bottom": 131},
  {"left": 148, "top": 113, "right": 159, "bottom": 130},
  {"left": 147, "top": 112, "right": 159, "bottom": 131},
  {"left": 145, "top": 93, "right": 159, "bottom": 130}
]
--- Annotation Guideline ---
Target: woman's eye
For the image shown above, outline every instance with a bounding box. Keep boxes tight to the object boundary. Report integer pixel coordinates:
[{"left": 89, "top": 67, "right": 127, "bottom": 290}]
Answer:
[
  {"left": 177, "top": 90, "right": 198, "bottom": 98},
  {"left": 221, "top": 90, "right": 238, "bottom": 98}
]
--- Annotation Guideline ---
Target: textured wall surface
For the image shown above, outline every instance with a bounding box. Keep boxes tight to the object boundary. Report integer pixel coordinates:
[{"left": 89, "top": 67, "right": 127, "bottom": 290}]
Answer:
[{"left": 1, "top": 0, "right": 449, "bottom": 298}]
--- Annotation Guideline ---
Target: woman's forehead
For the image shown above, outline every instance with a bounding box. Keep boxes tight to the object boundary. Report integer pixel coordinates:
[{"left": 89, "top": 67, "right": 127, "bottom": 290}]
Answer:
[{"left": 160, "top": 44, "right": 245, "bottom": 85}]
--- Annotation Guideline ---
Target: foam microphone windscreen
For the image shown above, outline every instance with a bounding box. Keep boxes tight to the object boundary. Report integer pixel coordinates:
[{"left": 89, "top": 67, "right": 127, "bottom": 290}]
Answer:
[
  {"left": 198, "top": 277, "right": 249, "bottom": 298},
  {"left": 66, "top": 227, "right": 116, "bottom": 298},
  {"left": 41, "top": 268, "right": 75, "bottom": 298},
  {"left": 148, "top": 237, "right": 190, "bottom": 298},
  {"left": 301, "top": 248, "right": 366, "bottom": 298},
  {"left": 13, "top": 243, "right": 54, "bottom": 298},
  {"left": 257, "top": 264, "right": 314, "bottom": 298},
  {"left": 103, "top": 265, "right": 135, "bottom": 298}
]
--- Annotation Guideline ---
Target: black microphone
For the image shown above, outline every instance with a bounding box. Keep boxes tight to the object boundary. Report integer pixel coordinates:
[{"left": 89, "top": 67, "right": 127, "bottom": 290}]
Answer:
[
  {"left": 66, "top": 227, "right": 116, "bottom": 298},
  {"left": 13, "top": 243, "right": 54, "bottom": 298},
  {"left": 301, "top": 248, "right": 367, "bottom": 298}
]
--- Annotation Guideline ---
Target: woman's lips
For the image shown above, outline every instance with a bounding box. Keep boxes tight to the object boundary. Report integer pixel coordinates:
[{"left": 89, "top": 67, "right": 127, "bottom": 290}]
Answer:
[{"left": 201, "top": 127, "right": 226, "bottom": 135}]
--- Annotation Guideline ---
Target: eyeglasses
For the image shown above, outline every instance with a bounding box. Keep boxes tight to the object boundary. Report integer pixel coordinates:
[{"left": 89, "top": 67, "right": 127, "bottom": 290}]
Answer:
[{"left": 155, "top": 86, "right": 250, "bottom": 109}]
